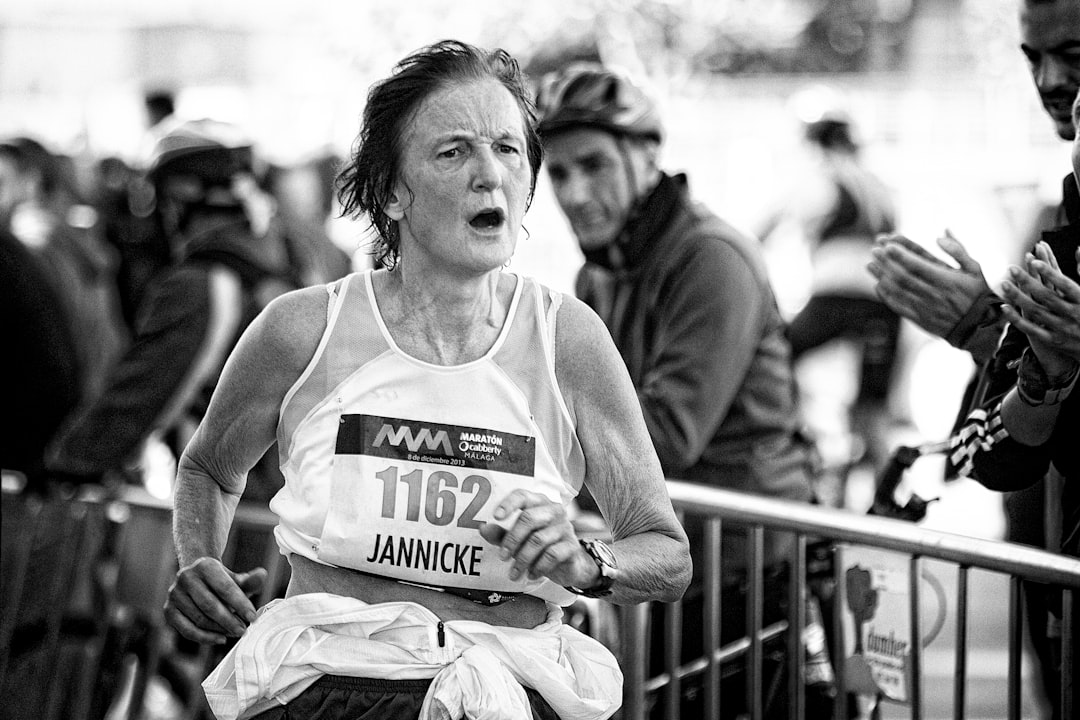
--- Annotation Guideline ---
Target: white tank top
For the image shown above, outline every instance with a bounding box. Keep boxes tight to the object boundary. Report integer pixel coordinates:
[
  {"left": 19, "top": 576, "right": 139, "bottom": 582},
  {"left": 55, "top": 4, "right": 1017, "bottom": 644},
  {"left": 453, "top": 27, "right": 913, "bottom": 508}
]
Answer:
[{"left": 270, "top": 271, "right": 585, "bottom": 606}]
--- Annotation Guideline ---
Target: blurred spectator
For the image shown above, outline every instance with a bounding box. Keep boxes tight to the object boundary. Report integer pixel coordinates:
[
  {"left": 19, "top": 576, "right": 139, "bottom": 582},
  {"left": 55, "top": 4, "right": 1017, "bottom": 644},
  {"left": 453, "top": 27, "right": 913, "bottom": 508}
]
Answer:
[
  {"left": 46, "top": 119, "right": 296, "bottom": 504},
  {"left": 757, "top": 87, "right": 900, "bottom": 503},
  {"left": 0, "top": 136, "right": 127, "bottom": 402},
  {"left": 262, "top": 153, "right": 351, "bottom": 286},
  {"left": 93, "top": 154, "right": 169, "bottom": 330},
  {"left": 0, "top": 225, "right": 80, "bottom": 479},
  {"left": 537, "top": 63, "right": 818, "bottom": 719}
]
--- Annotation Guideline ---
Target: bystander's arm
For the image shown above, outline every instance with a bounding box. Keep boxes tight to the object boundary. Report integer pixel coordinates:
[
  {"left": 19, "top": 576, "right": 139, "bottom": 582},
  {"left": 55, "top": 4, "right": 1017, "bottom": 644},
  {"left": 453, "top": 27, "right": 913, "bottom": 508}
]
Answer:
[
  {"left": 46, "top": 267, "right": 228, "bottom": 476},
  {"left": 637, "top": 235, "right": 767, "bottom": 472},
  {"left": 949, "top": 242, "right": 1080, "bottom": 490},
  {"left": 869, "top": 231, "right": 1001, "bottom": 361}
]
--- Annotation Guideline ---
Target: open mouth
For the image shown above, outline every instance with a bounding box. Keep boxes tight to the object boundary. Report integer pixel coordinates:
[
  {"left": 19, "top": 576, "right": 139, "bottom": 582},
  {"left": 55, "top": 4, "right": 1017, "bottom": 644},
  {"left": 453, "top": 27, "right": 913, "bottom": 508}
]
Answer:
[{"left": 469, "top": 208, "right": 505, "bottom": 230}]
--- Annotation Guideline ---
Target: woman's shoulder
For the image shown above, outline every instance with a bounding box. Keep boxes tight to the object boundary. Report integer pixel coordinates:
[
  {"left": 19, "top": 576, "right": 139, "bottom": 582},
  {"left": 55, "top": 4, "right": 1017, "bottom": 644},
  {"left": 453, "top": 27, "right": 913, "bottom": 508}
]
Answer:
[
  {"left": 551, "top": 293, "right": 624, "bottom": 386},
  {"left": 249, "top": 282, "right": 337, "bottom": 367}
]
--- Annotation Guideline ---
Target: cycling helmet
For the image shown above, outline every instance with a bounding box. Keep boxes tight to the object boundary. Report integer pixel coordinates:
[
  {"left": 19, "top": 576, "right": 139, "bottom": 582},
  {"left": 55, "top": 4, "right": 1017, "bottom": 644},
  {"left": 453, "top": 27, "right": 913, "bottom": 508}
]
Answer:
[
  {"left": 147, "top": 118, "right": 253, "bottom": 186},
  {"left": 790, "top": 85, "right": 858, "bottom": 152},
  {"left": 536, "top": 64, "right": 663, "bottom": 143}
]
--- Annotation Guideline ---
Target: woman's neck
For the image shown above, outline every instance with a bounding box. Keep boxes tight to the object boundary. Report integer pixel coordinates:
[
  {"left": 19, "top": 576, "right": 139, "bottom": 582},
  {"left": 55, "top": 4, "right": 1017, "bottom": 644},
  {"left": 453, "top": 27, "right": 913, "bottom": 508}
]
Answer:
[{"left": 374, "top": 267, "right": 513, "bottom": 365}]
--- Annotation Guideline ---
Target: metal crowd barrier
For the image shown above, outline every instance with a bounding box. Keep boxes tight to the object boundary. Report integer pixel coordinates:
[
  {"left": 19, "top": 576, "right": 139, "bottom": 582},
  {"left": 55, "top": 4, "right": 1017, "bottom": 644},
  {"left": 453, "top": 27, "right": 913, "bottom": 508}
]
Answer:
[
  {"left": 618, "top": 481, "right": 1080, "bottom": 720},
  {"left": 0, "top": 477, "right": 288, "bottom": 720},
  {"left": 5, "top": 476, "right": 1079, "bottom": 720}
]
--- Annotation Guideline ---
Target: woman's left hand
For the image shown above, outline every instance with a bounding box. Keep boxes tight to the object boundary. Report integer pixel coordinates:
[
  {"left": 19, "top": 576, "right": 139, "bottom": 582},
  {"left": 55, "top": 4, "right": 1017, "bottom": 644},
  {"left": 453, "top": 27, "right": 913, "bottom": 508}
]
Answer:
[
  {"left": 1001, "top": 243, "right": 1080, "bottom": 370},
  {"left": 479, "top": 489, "right": 595, "bottom": 587}
]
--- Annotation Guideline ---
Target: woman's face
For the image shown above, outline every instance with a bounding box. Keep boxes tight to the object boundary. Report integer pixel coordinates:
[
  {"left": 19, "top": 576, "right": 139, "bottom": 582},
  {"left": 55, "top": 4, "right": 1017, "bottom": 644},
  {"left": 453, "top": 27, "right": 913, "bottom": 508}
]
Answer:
[{"left": 387, "top": 78, "right": 533, "bottom": 277}]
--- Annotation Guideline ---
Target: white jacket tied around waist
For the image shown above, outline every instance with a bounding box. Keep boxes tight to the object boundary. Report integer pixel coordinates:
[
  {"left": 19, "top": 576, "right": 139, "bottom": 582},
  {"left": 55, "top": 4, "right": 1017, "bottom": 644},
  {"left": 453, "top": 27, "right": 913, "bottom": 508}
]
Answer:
[{"left": 202, "top": 593, "right": 623, "bottom": 720}]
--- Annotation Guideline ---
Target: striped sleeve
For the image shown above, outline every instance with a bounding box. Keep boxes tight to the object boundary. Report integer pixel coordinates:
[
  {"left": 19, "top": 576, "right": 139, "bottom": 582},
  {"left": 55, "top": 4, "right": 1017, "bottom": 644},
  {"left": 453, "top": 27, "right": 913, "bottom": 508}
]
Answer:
[{"left": 948, "top": 400, "right": 1007, "bottom": 478}]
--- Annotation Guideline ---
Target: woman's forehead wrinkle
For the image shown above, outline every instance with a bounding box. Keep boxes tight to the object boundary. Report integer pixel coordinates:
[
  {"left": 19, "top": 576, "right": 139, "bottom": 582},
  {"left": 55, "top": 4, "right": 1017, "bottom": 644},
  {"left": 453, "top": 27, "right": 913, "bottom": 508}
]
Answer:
[{"left": 415, "top": 81, "right": 525, "bottom": 144}]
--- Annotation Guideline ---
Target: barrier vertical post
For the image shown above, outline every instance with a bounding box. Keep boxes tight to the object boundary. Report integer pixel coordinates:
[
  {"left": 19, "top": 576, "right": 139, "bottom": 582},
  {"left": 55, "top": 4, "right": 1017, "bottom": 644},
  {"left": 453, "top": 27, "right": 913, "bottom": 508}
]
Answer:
[
  {"left": 704, "top": 518, "right": 722, "bottom": 720},
  {"left": 953, "top": 565, "right": 968, "bottom": 720},
  {"left": 908, "top": 556, "right": 922, "bottom": 720},
  {"left": 788, "top": 534, "right": 806, "bottom": 720},
  {"left": 1007, "top": 577, "right": 1023, "bottom": 720},
  {"left": 747, "top": 525, "right": 764, "bottom": 720}
]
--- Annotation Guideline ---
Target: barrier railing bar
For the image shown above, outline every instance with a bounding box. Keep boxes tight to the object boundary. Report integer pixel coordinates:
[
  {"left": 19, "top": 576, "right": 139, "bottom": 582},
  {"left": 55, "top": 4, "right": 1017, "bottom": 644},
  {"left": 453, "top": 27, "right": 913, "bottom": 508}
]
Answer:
[
  {"left": 748, "top": 525, "right": 764, "bottom": 720},
  {"left": 1007, "top": 577, "right": 1022, "bottom": 720},
  {"left": 909, "top": 555, "right": 922, "bottom": 720},
  {"left": 0, "top": 494, "right": 42, "bottom": 683},
  {"left": 664, "top": 597, "right": 682, "bottom": 719},
  {"left": 833, "top": 541, "right": 848, "bottom": 720},
  {"left": 1063, "top": 589, "right": 1075, "bottom": 720},
  {"left": 953, "top": 565, "right": 968, "bottom": 720},
  {"left": 43, "top": 500, "right": 91, "bottom": 720},
  {"left": 788, "top": 533, "right": 806, "bottom": 720},
  {"left": 704, "top": 518, "right": 722, "bottom": 720},
  {"left": 643, "top": 622, "right": 788, "bottom": 693},
  {"left": 665, "top": 509, "right": 686, "bottom": 720},
  {"left": 666, "top": 483, "right": 1080, "bottom": 588},
  {"left": 621, "top": 602, "right": 650, "bottom": 720}
]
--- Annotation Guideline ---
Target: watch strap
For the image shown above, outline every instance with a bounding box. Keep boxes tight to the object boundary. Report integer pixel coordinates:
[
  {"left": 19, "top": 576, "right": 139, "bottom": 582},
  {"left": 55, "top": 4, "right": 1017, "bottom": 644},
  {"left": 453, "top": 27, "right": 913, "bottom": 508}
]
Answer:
[
  {"left": 565, "top": 538, "right": 616, "bottom": 598},
  {"left": 1016, "top": 348, "right": 1079, "bottom": 407}
]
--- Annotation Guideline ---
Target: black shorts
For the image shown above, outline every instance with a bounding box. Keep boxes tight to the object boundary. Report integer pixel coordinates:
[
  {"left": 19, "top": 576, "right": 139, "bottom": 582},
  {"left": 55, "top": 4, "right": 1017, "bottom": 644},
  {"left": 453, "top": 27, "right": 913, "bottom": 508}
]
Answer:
[{"left": 249, "top": 674, "right": 562, "bottom": 720}]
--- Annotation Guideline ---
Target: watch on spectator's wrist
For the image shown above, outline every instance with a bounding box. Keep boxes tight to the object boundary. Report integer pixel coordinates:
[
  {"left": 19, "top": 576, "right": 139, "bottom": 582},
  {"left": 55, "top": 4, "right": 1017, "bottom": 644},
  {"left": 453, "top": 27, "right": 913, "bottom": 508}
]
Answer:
[
  {"left": 565, "top": 538, "right": 617, "bottom": 598},
  {"left": 1016, "top": 348, "right": 1079, "bottom": 407}
]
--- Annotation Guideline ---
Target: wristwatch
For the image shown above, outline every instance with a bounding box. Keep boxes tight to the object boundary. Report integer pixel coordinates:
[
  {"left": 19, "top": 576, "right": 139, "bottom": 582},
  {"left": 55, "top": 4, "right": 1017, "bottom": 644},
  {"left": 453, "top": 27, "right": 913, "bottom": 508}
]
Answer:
[
  {"left": 565, "top": 538, "right": 617, "bottom": 598},
  {"left": 1016, "top": 348, "right": 1079, "bottom": 407}
]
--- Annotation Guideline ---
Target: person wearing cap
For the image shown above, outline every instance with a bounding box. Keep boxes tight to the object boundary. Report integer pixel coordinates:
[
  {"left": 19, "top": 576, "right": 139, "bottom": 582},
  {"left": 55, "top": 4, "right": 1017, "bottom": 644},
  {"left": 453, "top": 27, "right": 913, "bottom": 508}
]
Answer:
[
  {"left": 757, "top": 87, "right": 900, "bottom": 492},
  {"left": 162, "top": 41, "right": 690, "bottom": 720},
  {"left": 536, "top": 64, "right": 817, "bottom": 719},
  {"left": 45, "top": 118, "right": 295, "bottom": 491}
]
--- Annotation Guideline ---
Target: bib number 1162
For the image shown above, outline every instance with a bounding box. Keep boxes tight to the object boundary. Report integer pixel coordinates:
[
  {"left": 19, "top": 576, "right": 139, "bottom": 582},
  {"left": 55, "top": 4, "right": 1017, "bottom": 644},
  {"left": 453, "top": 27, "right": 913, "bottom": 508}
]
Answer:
[{"left": 375, "top": 466, "right": 492, "bottom": 529}]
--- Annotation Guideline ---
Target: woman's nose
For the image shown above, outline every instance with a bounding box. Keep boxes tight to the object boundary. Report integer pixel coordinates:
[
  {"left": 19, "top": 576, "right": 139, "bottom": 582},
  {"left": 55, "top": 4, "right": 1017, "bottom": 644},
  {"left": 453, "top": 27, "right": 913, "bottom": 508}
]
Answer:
[{"left": 472, "top": 147, "right": 503, "bottom": 192}]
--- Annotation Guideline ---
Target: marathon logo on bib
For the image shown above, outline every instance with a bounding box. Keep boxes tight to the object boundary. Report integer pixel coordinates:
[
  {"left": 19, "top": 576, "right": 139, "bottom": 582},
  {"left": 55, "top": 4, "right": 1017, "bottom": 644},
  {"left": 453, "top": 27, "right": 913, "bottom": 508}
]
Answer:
[{"left": 336, "top": 414, "right": 535, "bottom": 476}]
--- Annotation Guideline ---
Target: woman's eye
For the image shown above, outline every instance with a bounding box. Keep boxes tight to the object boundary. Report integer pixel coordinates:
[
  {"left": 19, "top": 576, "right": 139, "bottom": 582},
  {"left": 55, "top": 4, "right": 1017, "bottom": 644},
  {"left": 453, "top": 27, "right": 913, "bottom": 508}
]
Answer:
[
  {"left": 498, "top": 144, "right": 520, "bottom": 155},
  {"left": 439, "top": 147, "right": 461, "bottom": 159}
]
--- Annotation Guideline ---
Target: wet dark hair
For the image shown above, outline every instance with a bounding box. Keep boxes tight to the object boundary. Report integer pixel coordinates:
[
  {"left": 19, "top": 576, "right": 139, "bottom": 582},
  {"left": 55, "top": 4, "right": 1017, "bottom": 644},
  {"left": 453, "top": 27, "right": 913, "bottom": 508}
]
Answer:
[{"left": 336, "top": 39, "right": 543, "bottom": 269}]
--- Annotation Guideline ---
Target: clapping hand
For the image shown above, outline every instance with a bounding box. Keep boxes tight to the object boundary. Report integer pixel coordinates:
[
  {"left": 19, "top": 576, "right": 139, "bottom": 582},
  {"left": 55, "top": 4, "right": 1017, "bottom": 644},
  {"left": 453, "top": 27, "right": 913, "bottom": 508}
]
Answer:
[
  {"left": 869, "top": 230, "right": 992, "bottom": 337},
  {"left": 1000, "top": 242, "right": 1080, "bottom": 373}
]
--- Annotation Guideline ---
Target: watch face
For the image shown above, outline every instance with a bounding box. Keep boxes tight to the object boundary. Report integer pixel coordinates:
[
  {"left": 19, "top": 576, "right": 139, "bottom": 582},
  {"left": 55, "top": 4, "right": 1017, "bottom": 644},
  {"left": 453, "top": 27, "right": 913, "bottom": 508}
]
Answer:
[{"left": 588, "top": 539, "right": 618, "bottom": 568}]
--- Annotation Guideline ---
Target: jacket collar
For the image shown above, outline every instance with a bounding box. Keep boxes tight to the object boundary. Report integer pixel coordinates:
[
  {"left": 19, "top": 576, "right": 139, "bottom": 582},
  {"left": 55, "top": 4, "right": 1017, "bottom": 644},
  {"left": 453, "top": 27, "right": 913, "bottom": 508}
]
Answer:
[
  {"left": 581, "top": 172, "right": 685, "bottom": 271},
  {"left": 1060, "top": 173, "right": 1080, "bottom": 228}
]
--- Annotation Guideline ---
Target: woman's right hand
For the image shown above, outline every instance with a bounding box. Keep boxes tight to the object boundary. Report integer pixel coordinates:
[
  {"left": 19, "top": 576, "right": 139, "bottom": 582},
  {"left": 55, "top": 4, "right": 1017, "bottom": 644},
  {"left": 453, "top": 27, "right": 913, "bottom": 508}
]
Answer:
[{"left": 164, "top": 557, "right": 266, "bottom": 644}]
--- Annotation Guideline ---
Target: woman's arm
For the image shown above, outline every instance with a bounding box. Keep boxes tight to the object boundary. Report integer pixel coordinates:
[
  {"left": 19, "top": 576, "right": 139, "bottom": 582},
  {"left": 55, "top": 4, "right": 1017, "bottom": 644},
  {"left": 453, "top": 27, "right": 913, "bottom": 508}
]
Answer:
[
  {"left": 554, "top": 295, "right": 691, "bottom": 604},
  {"left": 165, "top": 286, "right": 329, "bottom": 643}
]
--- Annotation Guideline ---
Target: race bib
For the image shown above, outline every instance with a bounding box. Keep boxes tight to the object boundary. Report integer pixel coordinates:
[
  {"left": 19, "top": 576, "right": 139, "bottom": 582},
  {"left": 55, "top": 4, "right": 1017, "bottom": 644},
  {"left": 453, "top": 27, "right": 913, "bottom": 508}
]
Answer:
[{"left": 319, "top": 414, "right": 542, "bottom": 594}]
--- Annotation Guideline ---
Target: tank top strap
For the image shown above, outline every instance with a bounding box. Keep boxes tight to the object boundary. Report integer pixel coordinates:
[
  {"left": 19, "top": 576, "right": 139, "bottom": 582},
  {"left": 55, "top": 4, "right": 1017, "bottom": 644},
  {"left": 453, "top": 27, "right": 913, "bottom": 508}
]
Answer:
[
  {"left": 278, "top": 271, "right": 391, "bottom": 463},
  {"left": 494, "top": 277, "right": 585, "bottom": 492}
]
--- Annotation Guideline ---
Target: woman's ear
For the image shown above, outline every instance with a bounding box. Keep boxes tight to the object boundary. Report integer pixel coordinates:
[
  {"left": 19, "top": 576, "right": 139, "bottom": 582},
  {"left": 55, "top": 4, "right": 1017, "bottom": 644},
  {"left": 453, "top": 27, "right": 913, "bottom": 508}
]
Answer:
[{"left": 383, "top": 183, "right": 406, "bottom": 221}]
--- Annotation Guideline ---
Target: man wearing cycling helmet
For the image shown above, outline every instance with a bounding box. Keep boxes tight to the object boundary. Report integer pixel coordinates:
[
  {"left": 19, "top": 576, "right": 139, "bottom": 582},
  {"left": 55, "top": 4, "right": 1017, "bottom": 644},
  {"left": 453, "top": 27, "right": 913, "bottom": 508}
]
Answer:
[
  {"left": 537, "top": 65, "right": 818, "bottom": 719},
  {"left": 46, "top": 119, "right": 294, "bottom": 500}
]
